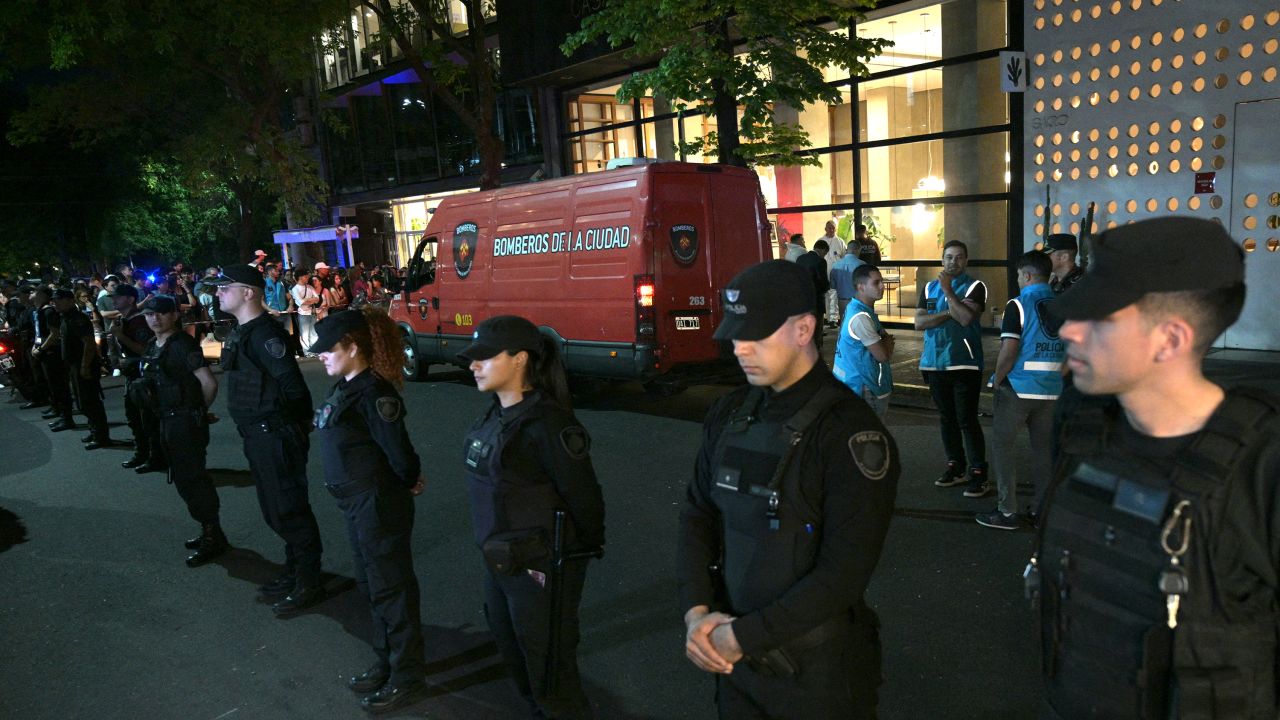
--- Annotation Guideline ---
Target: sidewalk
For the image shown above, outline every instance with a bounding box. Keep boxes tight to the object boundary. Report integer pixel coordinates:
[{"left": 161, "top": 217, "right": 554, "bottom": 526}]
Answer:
[{"left": 819, "top": 326, "right": 1280, "bottom": 414}]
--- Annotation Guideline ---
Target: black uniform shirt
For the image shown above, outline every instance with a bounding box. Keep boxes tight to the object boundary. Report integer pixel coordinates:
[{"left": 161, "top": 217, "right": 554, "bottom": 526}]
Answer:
[
  {"left": 59, "top": 308, "right": 96, "bottom": 367},
  {"left": 147, "top": 333, "right": 208, "bottom": 410},
  {"left": 1050, "top": 265, "right": 1085, "bottom": 295},
  {"left": 678, "top": 362, "right": 899, "bottom": 655},
  {"left": 35, "top": 305, "right": 59, "bottom": 346},
  {"left": 493, "top": 393, "right": 606, "bottom": 550},
  {"left": 226, "top": 312, "right": 312, "bottom": 427},
  {"left": 318, "top": 369, "right": 420, "bottom": 488}
]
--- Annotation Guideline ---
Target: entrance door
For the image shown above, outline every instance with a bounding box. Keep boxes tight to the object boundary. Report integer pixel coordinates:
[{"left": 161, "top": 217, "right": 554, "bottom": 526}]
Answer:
[{"left": 1225, "top": 98, "right": 1280, "bottom": 351}]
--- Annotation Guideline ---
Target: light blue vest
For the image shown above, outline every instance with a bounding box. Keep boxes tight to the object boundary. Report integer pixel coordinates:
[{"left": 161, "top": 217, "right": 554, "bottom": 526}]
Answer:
[
  {"left": 1006, "top": 282, "right": 1064, "bottom": 399},
  {"left": 833, "top": 298, "right": 892, "bottom": 398},
  {"left": 920, "top": 273, "right": 985, "bottom": 371}
]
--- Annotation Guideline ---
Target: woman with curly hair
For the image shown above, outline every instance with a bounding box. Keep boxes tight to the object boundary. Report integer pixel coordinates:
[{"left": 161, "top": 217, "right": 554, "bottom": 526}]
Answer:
[{"left": 311, "top": 307, "right": 429, "bottom": 714}]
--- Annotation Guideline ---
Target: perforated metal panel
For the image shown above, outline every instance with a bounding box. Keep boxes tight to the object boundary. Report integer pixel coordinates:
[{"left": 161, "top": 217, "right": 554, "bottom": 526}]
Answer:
[{"left": 1024, "top": 1, "right": 1280, "bottom": 349}]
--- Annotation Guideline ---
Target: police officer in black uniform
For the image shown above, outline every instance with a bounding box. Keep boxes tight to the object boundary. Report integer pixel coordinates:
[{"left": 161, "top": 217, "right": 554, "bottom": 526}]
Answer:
[
  {"left": 209, "top": 264, "right": 324, "bottom": 615},
  {"left": 1032, "top": 217, "right": 1280, "bottom": 719},
  {"left": 137, "top": 294, "right": 227, "bottom": 567},
  {"left": 30, "top": 287, "right": 75, "bottom": 430},
  {"left": 113, "top": 284, "right": 161, "bottom": 471},
  {"left": 52, "top": 289, "right": 112, "bottom": 448},
  {"left": 459, "top": 315, "right": 606, "bottom": 720},
  {"left": 311, "top": 309, "right": 428, "bottom": 714},
  {"left": 677, "top": 260, "right": 899, "bottom": 720}
]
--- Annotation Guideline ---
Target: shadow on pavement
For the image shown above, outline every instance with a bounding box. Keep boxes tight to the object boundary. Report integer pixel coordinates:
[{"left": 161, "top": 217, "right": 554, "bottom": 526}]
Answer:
[
  {"left": 208, "top": 468, "right": 255, "bottom": 488},
  {"left": 0, "top": 506, "right": 29, "bottom": 552}
]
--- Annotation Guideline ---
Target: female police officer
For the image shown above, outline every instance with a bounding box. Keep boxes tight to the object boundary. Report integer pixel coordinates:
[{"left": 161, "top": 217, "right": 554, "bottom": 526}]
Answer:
[
  {"left": 310, "top": 308, "right": 428, "bottom": 715},
  {"left": 458, "top": 315, "right": 606, "bottom": 720},
  {"left": 138, "top": 294, "right": 226, "bottom": 567}
]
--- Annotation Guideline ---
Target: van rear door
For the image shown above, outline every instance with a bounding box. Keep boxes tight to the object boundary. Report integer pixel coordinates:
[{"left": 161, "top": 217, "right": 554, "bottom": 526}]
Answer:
[{"left": 650, "top": 167, "right": 719, "bottom": 370}]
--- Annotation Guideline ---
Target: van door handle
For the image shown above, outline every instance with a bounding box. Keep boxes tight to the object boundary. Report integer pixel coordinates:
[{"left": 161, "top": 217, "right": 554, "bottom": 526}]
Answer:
[{"left": 432, "top": 297, "right": 439, "bottom": 309}]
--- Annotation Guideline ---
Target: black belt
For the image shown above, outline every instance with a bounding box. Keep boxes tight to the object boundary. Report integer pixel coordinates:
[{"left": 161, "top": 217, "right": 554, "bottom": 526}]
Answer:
[
  {"left": 326, "top": 479, "right": 375, "bottom": 499},
  {"left": 236, "top": 417, "right": 293, "bottom": 437}
]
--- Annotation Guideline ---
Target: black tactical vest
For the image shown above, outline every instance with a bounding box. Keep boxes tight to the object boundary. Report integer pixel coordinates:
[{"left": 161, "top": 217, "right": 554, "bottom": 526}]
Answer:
[
  {"left": 710, "top": 385, "right": 845, "bottom": 616},
  {"left": 1036, "top": 388, "right": 1280, "bottom": 719},
  {"left": 219, "top": 324, "right": 284, "bottom": 424},
  {"left": 463, "top": 393, "right": 566, "bottom": 548},
  {"left": 140, "top": 338, "right": 204, "bottom": 413}
]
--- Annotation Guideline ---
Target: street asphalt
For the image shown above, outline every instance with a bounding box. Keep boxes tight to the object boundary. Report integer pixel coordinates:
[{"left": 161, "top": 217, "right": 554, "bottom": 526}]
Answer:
[{"left": 0, "top": 358, "right": 1045, "bottom": 719}]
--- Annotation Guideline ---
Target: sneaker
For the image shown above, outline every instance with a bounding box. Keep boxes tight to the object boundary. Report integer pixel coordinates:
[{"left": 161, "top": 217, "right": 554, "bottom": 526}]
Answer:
[
  {"left": 975, "top": 510, "right": 1021, "bottom": 530},
  {"left": 934, "top": 462, "right": 966, "bottom": 488},
  {"left": 963, "top": 482, "right": 993, "bottom": 498}
]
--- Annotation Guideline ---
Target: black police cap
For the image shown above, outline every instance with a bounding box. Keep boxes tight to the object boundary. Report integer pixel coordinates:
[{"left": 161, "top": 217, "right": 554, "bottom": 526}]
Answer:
[
  {"left": 1044, "top": 233, "right": 1078, "bottom": 252},
  {"left": 1047, "top": 216, "right": 1244, "bottom": 321},
  {"left": 202, "top": 263, "right": 266, "bottom": 290},
  {"left": 713, "top": 260, "right": 816, "bottom": 341},
  {"left": 140, "top": 294, "right": 178, "bottom": 314},
  {"left": 457, "top": 315, "right": 544, "bottom": 362},
  {"left": 310, "top": 310, "right": 368, "bottom": 354}
]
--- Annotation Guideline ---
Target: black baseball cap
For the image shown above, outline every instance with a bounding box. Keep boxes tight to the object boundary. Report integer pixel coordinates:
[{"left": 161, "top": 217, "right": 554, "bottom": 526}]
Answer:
[
  {"left": 110, "top": 284, "right": 139, "bottom": 300},
  {"left": 202, "top": 264, "right": 266, "bottom": 289},
  {"left": 457, "top": 315, "right": 543, "bottom": 362},
  {"left": 140, "top": 294, "right": 178, "bottom": 314},
  {"left": 1047, "top": 216, "right": 1244, "bottom": 321},
  {"left": 310, "top": 310, "right": 368, "bottom": 354},
  {"left": 1044, "top": 233, "right": 1078, "bottom": 252},
  {"left": 713, "top": 260, "right": 816, "bottom": 341}
]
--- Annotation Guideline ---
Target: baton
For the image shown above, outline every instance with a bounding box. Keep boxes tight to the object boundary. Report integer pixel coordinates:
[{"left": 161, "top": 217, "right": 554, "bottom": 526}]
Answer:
[{"left": 544, "top": 510, "right": 603, "bottom": 695}]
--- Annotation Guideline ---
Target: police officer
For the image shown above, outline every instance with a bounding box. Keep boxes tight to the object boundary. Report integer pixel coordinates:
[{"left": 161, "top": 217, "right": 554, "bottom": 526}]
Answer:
[
  {"left": 459, "top": 315, "right": 605, "bottom": 720},
  {"left": 311, "top": 309, "right": 428, "bottom": 714},
  {"left": 209, "top": 264, "right": 324, "bottom": 615},
  {"left": 915, "top": 240, "right": 990, "bottom": 497},
  {"left": 113, "top": 284, "right": 161, "bottom": 471},
  {"left": 1032, "top": 217, "right": 1280, "bottom": 719},
  {"left": 1044, "top": 233, "right": 1084, "bottom": 295},
  {"left": 138, "top": 294, "right": 227, "bottom": 567},
  {"left": 52, "top": 289, "right": 112, "bottom": 448},
  {"left": 677, "top": 260, "right": 898, "bottom": 720},
  {"left": 30, "top": 287, "right": 75, "bottom": 430},
  {"left": 975, "top": 252, "right": 1064, "bottom": 531}
]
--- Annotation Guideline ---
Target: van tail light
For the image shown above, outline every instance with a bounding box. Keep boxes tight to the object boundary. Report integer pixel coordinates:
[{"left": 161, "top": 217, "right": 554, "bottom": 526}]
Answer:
[
  {"left": 0, "top": 341, "right": 9, "bottom": 355},
  {"left": 634, "top": 274, "right": 656, "bottom": 338}
]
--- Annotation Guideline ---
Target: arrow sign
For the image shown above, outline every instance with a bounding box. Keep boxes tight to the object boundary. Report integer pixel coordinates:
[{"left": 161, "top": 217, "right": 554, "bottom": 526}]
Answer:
[{"left": 1000, "top": 51, "right": 1027, "bottom": 92}]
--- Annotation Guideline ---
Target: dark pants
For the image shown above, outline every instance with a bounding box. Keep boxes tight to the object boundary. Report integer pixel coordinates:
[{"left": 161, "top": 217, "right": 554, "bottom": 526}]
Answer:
[
  {"left": 160, "top": 411, "right": 220, "bottom": 524},
  {"left": 39, "top": 352, "right": 72, "bottom": 421},
  {"left": 241, "top": 423, "right": 323, "bottom": 585},
  {"left": 716, "top": 619, "right": 881, "bottom": 720},
  {"left": 125, "top": 377, "right": 163, "bottom": 462},
  {"left": 338, "top": 483, "right": 424, "bottom": 685},
  {"left": 925, "top": 369, "right": 987, "bottom": 470},
  {"left": 12, "top": 339, "right": 46, "bottom": 403},
  {"left": 483, "top": 558, "right": 592, "bottom": 719},
  {"left": 72, "top": 368, "right": 110, "bottom": 441}
]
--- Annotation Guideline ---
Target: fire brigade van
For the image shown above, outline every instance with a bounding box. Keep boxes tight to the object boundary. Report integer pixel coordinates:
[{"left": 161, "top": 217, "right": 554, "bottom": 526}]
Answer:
[{"left": 388, "top": 162, "right": 773, "bottom": 390}]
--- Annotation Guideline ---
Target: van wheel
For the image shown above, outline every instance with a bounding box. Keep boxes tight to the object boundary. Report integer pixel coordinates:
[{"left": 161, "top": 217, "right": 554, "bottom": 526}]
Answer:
[
  {"left": 643, "top": 380, "right": 685, "bottom": 397},
  {"left": 402, "top": 331, "right": 425, "bottom": 381}
]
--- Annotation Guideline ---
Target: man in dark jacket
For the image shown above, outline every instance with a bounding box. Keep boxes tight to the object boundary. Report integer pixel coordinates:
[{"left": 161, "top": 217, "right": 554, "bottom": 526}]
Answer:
[{"left": 795, "top": 240, "right": 831, "bottom": 349}]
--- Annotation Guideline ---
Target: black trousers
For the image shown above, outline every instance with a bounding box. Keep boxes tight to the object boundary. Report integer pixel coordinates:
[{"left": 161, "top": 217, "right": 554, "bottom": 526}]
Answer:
[
  {"left": 716, "top": 619, "right": 881, "bottom": 720},
  {"left": 338, "top": 483, "right": 424, "bottom": 685},
  {"left": 160, "top": 411, "right": 219, "bottom": 524},
  {"left": 924, "top": 369, "right": 987, "bottom": 469},
  {"left": 11, "top": 340, "right": 46, "bottom": 403},
  {"left": 241, "top": 423, "right": 323, "bottom": 585},
  {"left": 72, "top": 368, "right": 110, "bottom": 441},
  {"left": 483, "top": 558, "right": 592, "bottom": 719},
  {"left": 125, "top": 378, "right": 162, "bottom": 461},
  {"left": 39, "top": 352, "right": 72, "bottom": 421}
]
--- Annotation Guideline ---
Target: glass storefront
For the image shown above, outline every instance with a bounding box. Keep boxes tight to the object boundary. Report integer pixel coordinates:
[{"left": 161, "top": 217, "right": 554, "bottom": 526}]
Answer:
[
  {"left": 389, "top": 189, "right": 474, "bottom": 266},
  {"left": 560, "top": 0, "right": 1013, "bottom": 324}
]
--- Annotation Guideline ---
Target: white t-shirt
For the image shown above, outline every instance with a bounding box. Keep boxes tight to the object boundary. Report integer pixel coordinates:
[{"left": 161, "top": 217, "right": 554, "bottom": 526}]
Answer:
[
  {"left": 820, "top": 233, "right": 846, "bottom": 260},
  {"left": 847, "top": 311, "right": 882, "bottom": 347},
  {"left": 290, "top": 284, "right": 318, "bottom": 315}
]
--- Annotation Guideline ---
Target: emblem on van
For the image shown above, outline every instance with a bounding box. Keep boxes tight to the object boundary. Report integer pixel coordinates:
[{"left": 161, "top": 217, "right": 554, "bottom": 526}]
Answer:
[
  {"left": 725, "top": 289, "right": 740, "bottom": 302},
  {"left": 454, "top": 221, "right": 478, "bottom": 279},
  {"left": 670, "top": 224, "right": 698, "bottom": 265}
]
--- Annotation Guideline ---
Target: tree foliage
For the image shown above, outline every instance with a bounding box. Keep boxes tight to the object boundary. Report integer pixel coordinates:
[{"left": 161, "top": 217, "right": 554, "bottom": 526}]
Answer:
[{"left": 563, "top": 0, "right": 889, "bottom": 166}]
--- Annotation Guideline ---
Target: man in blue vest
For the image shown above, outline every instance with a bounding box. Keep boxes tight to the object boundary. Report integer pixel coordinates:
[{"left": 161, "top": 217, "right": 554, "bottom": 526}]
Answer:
[
  {"left": 833, "top": 264, "right": 893, "bottom": 417},
  {"left": 914, "top": 240, "right": 989, "bottom": 497},
  {"left": 976, "top": 252, "right": 1063, "bottom": 530}
]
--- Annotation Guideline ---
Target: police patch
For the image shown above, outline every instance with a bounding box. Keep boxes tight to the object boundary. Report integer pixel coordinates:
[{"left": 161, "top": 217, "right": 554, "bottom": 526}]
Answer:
[
  {"left": 559, "top": 426, "right": 591, "bottom": 459},
  {"left": 849, "top": 431, "right": 891, "bottom": 481},
  {"left": 376, "top": 396, "right": 402, "bottom": 423},
  {"left": 264, "top": 337, "right": 287, "bottom": 359}
]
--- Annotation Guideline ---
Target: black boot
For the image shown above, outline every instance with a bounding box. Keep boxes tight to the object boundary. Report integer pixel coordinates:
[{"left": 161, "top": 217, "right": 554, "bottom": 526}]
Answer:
[
  {"left": 185, "top": 523, "right": 228, "bottom": 567},
  {"left": 135, "top": 460, "right": 169, "bottom": 474},
  {"left": 122, "top": 454, "right": 149, "bottom": 469},
  {"left": 272, "top": 582, "right": 326, "bottom": 616}
]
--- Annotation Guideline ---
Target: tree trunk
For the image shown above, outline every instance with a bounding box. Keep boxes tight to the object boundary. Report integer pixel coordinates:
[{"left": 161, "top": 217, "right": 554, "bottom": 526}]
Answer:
[{"left": 710, "top": 16, "right": 744, "bottom": 167}]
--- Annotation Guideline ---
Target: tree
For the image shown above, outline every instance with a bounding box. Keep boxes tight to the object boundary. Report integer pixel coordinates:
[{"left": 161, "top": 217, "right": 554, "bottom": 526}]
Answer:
[
  {"left": 1, "top": 0, "right": 349, "bottom": 260},
  {"left": 562, "top": 0, "right": 889, "bottom": 166},
  {"left": 354, "top": 0, "right": 506, "bottom": 188}
]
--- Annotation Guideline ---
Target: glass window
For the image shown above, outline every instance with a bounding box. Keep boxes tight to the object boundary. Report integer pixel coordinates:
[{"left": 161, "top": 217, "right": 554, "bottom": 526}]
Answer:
[
  {"left": 857, "top": 0, "right": 1007, "bottom": 73},
  {"left": 859, "top": 133, "right": 1010, "bottom": 202},
  {"left": 353, "top": 95, "right": 396, "bottom": 189},
  {"left": 387, "top": 85, "right": 440, "bottom": 183}
]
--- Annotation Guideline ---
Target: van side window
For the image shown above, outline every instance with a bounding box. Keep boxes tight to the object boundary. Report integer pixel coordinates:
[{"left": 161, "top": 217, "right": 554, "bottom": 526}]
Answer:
[{"left": 407, "top": 236, "right": 439, "bottom": 290}]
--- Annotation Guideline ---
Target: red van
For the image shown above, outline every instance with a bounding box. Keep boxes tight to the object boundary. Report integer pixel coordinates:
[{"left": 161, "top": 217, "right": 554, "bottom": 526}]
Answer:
[{"left": 388, "top": 162, "right": 772, "bottom": 389}]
